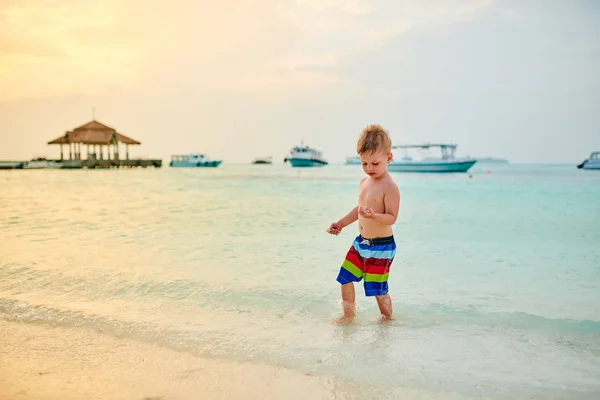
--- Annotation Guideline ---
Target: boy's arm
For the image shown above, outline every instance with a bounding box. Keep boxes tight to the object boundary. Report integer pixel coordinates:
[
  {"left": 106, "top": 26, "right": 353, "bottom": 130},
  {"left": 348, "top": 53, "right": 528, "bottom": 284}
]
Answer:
[
  {"left": 336, "top": 206, "right": 359, "bottom": 228},
  {"left": 370, "top": 183, "right": 400, "bottom": 225}
]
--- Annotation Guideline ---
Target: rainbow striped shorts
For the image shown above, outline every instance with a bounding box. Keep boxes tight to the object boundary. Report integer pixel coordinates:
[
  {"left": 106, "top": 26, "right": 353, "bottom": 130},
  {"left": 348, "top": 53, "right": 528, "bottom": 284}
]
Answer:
[{"left": 336, "top": 235, "right": 396, "bottom": 296}]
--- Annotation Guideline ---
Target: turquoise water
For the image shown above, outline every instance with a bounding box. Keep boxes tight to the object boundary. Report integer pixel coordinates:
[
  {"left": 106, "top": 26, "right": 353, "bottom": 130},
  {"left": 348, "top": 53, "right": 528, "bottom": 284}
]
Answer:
[{"left": 1, "top": 163, "right": 599, "bottom": 399}]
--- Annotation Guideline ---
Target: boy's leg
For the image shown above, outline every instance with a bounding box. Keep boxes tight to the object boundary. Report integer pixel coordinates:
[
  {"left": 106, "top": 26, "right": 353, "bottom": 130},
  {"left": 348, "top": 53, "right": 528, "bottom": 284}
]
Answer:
[
  {"left": 338, "top": 282, "right": 356, "bottom": 322},
  {"left": 335, "top": 238, "right": 363, "bottom": 324},
  {"left": 375, "top": 294, "right": 393, "bottom": 320},
  {"left": 362, "top": 238, "right": 396, "bottom": 320}
]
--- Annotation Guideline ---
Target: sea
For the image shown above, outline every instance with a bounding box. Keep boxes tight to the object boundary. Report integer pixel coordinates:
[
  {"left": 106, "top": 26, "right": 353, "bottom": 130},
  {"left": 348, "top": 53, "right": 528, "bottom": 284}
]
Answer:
[{"left": 1, "top": 163, "right": 599, "bottom": 399}]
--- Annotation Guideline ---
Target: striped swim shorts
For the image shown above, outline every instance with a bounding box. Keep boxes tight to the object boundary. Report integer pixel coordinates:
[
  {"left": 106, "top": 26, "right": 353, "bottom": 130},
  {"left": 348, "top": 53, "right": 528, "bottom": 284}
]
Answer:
[{"left": 336, "top": 235, "right": 396, "bottom": 296}]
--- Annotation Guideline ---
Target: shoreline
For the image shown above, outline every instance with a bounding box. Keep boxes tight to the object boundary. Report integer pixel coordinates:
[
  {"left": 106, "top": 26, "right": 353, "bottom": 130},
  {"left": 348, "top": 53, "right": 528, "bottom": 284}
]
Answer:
[
  {"left": 0, "top": 320, "right": 345, "bottom": 400},
  {"left": 0, "top": 320, "right": 487, "bottom": 400}
]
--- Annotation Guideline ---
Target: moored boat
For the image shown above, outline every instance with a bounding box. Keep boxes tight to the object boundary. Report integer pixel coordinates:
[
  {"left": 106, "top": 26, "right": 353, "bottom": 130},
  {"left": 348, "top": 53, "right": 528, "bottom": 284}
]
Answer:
[
  {"left": 284, "top": 142, "right": 328, "bottom": 167},
  {"left": 389, "top": 143, "right": 476, "bottom": 173},
  {"left": 169, "top": 153, "right": 222, "bottom": 168},
  {"left": 252, "top": 156, "right": 272, "bottom": 165},
  {"left": 0, "top": 161, "right": 25, "bottom": 170},
  {"left": 345, "top": 156, "right": 361, "bottom": 165},
  {"left": 23, "top": 158, "right": 63, "bottom": 169},
  {"left": 577, "top": 151, "right": 600, "bottom": 170}
]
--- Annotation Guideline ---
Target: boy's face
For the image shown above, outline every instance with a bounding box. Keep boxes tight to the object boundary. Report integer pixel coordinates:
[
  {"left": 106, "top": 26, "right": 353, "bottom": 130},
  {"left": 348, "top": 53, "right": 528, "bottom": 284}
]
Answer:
[{"left": 359, "top": 150, "right": 392, "bottom": 179}]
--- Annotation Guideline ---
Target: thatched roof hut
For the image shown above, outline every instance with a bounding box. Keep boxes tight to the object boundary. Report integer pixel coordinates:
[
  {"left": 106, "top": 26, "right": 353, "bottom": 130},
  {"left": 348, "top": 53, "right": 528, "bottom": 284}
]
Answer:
[
  {"left": 48, "top": 120, "right": 140, "bottom": 160},
  {"left": 48, "top": 120, "right": 140, "bottom": 145}
]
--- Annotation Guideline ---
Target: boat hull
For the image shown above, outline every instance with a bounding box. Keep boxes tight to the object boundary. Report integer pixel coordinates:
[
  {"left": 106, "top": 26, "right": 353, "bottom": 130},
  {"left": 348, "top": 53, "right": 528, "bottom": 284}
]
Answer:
[
  {"left": 388, "top": 160, "right": 477, "bottom": 173},
  {"left": 288, "top": 158, "right": 328, "bottom": 168},
  {"left": 170, "top": 160, "right": 222, "bottom": 168},
  {"left": 23, "top": 161, "right": 63, "bottom": 169},
  {"left": 0, "top": 161, "right": 25, "bottom": 170},
  {"left": 579, "top": 160, "right": 600, "bottom": 170}
]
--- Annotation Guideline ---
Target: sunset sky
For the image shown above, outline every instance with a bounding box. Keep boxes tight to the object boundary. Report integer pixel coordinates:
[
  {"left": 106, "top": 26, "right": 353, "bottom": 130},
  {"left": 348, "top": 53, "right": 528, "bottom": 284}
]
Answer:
[{"left": 1, "top": 0, "right": 598, "bottom": 163}]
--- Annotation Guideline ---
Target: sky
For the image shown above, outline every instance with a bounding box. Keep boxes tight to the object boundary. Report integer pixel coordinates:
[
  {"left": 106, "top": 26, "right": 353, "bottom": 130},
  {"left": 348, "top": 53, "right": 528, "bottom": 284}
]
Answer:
[{"left": 0, "top": 0, "right": 598, "bottom": 164}]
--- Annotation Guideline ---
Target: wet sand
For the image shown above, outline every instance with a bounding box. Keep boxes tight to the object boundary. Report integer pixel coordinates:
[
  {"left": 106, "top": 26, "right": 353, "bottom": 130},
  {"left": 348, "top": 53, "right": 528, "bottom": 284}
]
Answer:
[
  {"left": 0, "top": 320, "right": 352, "bottom": 400},
  {"left": 0, "top": 320, "right": 490, "bottom": 400}
]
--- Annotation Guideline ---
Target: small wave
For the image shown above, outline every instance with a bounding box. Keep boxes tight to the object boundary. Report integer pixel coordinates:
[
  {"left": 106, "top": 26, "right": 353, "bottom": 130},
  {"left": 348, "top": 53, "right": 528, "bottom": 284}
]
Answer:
[
  {"left": 0, "top": 264, "right": 324, "bottom": 318},
  {"left": 0, "top": 297, "right": 266, "bottom": 360},
  {"left": 2, "top": 264, "right": 600, "bottom": 338},
  {"left": 408, "top": 302, "right": 600, "bottom": 335}
]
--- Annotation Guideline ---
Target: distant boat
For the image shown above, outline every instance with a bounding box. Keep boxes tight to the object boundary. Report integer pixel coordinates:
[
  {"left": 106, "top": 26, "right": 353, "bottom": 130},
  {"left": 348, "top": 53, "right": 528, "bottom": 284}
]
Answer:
[
  {"left": 577, "top": 151, "right": 600, "bottom": 170},
  {"left": 169, "top": 153, "right": 222, "bottom": 168},
  {"left": 284, "top": 142, "right": 328, "bottom": 167},
  {"left": 23, "top": 158, "right": 62, "bottom": 169},
  {"left": 476, "top": 157, "right": 509, "bottom": 164},
  {"left": 252, "top": 156, "right": 272, "bottom": 165},
  {"left": 345, "top": 156, "right": 361, "bottom": 165},
  {"left": 0, "top": 161, "right": 25, "bottom": 170},
  {"left": 389, "top": 143, "right": 476, "bottom": 173}
]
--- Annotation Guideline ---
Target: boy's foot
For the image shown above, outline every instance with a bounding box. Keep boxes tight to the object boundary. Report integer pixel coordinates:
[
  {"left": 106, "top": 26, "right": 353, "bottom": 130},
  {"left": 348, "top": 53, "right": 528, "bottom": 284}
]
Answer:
[
  {"left": 377, "top": 315, "right": 393, "bottom": 324},
  {"left": 334, "top": 315, "right": 355, "bottom": 325}
]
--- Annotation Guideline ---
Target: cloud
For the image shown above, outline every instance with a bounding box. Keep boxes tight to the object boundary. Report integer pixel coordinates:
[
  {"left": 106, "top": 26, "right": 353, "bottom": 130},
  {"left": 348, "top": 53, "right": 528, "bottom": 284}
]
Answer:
[
  {"left": 0, "top": 0, "right": 143, "bottom": 100},
  {"left": 0, "top": 0, "right": 493, "bottom": 101}
]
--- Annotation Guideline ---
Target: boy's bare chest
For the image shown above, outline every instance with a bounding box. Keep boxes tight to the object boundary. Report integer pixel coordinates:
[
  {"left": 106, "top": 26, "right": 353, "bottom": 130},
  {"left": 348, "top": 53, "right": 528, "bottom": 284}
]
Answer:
[{"left": 359, "top": 184, "right": 386, "bottom": 210}]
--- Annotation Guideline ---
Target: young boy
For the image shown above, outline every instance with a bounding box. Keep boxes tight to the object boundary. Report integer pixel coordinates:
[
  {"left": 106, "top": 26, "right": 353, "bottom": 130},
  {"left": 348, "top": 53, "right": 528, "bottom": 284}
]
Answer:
[{"left": 327, "top": 124, "right": 400, "bottom": 324}]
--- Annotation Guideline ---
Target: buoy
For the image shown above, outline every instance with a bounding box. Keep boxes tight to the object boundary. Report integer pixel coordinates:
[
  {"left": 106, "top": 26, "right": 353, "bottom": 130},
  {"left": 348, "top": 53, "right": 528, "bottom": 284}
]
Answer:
[{"left": 486, "top": 170, "right": 491, "bottom": 174}]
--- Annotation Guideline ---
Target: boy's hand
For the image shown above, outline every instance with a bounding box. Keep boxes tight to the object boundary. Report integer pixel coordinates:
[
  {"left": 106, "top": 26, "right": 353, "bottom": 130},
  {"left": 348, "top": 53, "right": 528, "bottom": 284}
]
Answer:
[
  {"left": 327, "top": 222, "right": 343, "bottom": 235},
  {"left": 358, "top": 206, "right": 374, "bottom": 218}
]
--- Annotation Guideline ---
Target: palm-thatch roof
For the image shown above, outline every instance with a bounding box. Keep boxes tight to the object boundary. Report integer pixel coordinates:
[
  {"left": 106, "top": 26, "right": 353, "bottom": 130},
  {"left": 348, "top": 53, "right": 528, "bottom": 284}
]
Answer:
[{"left": 48, "top": 120, "right": 141, "bottom": 145}]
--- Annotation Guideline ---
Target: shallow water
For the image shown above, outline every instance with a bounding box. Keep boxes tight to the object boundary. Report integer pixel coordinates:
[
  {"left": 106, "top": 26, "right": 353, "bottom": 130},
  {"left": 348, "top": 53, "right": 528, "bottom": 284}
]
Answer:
[{"left": 1, "top": 163, "right": 599, "bottom": 399}]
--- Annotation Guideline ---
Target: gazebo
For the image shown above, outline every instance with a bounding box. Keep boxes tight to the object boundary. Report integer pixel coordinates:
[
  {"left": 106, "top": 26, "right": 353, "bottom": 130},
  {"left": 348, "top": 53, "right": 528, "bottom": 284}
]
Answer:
[{"left": 47, "top": 120, "right": 141, "bottom": 161}]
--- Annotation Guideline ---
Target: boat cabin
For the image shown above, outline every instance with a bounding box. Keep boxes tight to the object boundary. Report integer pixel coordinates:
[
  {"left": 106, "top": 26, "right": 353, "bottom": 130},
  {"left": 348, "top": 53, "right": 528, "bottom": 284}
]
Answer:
[
  {"left": 392, "top": 143, "right": 458, "bottom": 160},
  {"left": 171, "top": 154, "right": 210, "bottom": 162}
]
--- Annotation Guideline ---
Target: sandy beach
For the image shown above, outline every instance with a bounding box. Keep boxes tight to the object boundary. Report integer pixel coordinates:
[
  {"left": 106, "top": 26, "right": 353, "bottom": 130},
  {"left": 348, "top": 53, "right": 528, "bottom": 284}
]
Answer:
[
  {"left": 0, "top": 320, "right": 351, "bottom": 400},
  {"left": 0, "top": 320, "right": 489, "bottom": 400}
]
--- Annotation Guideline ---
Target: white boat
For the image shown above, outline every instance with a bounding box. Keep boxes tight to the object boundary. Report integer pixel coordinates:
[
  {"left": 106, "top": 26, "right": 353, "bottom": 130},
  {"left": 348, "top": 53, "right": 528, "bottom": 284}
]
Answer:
[
  {"left": 345, "top": 156, "right": 361, "bottom": 165},
  {"left": 0, "top": 161, "right": 25, "bottom": 169},
  {"left": 284, "top": 142, "right": 328, "bottom": 167},
  {"left": 577, "top": 151, "right": 600, "bottom": 170},
  {"left": 388, "top": 143, "right": 476, "bottom": 173},
  {"left": 476, "top": 157, "right": 508, "bottom": 164},
  {"left": 169, "top": 153, "right": 222, "bottom": 168},
  {"left": 23, "top": 159, "right": 63, "bottom": 169}
]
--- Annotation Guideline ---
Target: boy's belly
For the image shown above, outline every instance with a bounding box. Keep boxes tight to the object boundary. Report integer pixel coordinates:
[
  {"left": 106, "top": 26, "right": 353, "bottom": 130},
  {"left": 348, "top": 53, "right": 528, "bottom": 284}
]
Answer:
[{"left": 358, "top": 216, "right": 393, "bottom": 239}]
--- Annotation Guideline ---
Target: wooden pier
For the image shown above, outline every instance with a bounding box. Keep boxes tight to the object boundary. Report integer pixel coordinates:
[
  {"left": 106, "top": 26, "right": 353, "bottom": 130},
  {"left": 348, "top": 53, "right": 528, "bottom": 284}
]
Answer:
[
  {"left": 45, "top": 120, "right": 162, "bottom": 169},
  {"left": 0, "top": 158, "right": 161, "bottom": 170},
  {"left": 1, "top": 120, "right": 162, "bottom": 170},
  {"left": 61, "top": 158, "right": 162, "bottom": 169}
]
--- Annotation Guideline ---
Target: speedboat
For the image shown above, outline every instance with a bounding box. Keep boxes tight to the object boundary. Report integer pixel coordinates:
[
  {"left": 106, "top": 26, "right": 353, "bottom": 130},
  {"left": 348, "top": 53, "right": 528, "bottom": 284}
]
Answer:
[
  {"left": 23, "top": 158, "right": 63, "bottom": 169},
  {"left": 577, "top": 151, "right": 600, "bottom": 170},
  {"left": 345, "top": 156, "right": 361, "bottom": 165},
  {"left": 252, "top": 156, "right": 272, "bottom": 165},
  {"left": 0, "top": 161, "right": 25, "bottom": 169},
  {"left": 169, "top": 153, "right": 222, "bottom": 168},
  {"left": 284, "top": 142, "right": 328, "bottom": 167},
  {"left": 388, "top": 143, "right": 476, "bottom": 173}
]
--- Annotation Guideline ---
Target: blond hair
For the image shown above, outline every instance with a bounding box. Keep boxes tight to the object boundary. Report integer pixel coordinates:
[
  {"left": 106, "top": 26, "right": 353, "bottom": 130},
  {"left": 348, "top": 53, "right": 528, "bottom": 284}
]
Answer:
[{"left": 356, "top": 124, "right": 392, "bottom": 155}]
